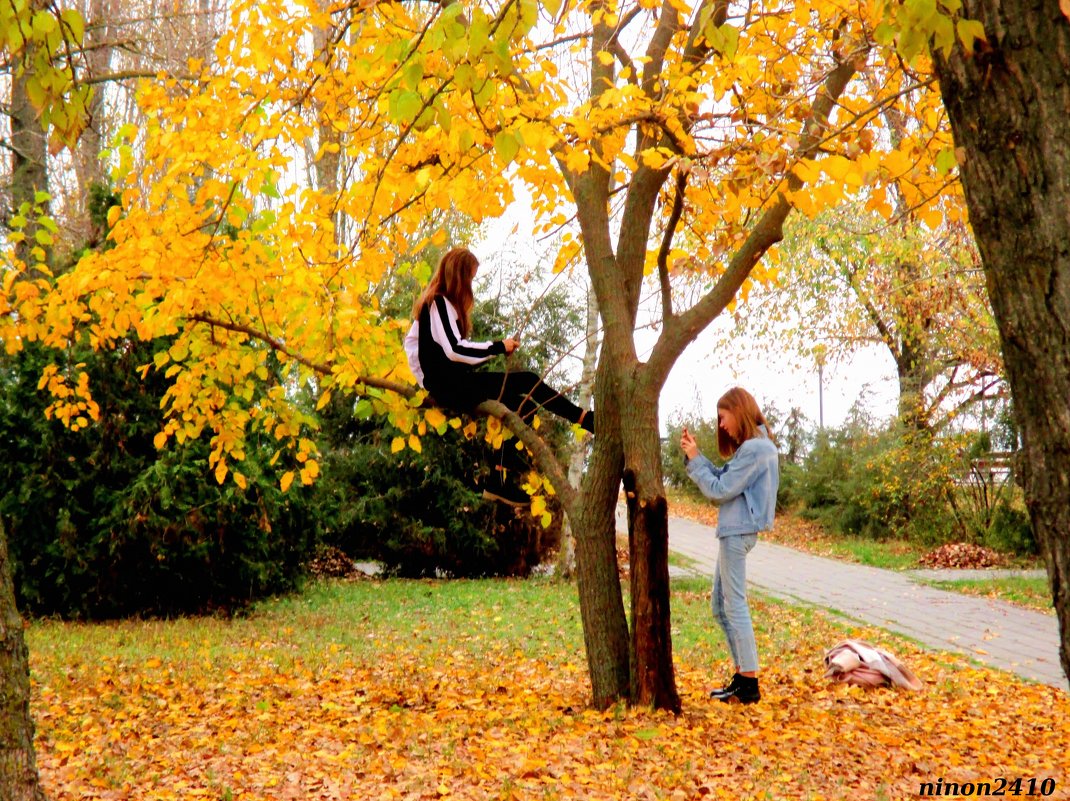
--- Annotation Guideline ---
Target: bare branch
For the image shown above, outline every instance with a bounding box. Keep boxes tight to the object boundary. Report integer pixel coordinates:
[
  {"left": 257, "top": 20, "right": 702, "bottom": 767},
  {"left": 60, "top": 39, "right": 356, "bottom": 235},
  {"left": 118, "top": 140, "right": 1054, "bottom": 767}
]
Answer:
[
  {"left": 656, "top": 168, "right": 687, "bottom": 322},
  {"left": 645, "top": 52, "right": 863, "bottom": 390},
  {"left": 82, "top": 69, "right": 196, "bottom": 85}
]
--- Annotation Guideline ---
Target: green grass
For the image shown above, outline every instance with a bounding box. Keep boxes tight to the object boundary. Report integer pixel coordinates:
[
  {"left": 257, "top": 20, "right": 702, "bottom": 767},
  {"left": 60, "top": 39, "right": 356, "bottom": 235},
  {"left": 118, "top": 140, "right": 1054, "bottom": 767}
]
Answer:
[
  {"left": 918, "top": 576, "right": 1053, "bottom": 613},
  {"left": 27, "top": 576, "right": 736, "bottom": 677},
  {"left": 28, "top": 577, "right": 592, "bottom": 670},
  {"left": 805, "top": 535, "right": 927, "bottom": 570},
  {"left": 667, "top": 550, "right": 702, "bottom": 572}
]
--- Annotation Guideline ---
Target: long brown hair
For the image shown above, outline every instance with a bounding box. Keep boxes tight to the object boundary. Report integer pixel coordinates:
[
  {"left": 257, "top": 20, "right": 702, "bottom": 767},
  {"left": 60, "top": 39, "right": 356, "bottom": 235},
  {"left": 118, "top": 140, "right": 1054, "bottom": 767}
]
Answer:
[
  {"left": 716, "top": 386, "right": 777, "bottom": 458},
  {"left": 412, "top": 247, "right": 479, "bottom": 337}
]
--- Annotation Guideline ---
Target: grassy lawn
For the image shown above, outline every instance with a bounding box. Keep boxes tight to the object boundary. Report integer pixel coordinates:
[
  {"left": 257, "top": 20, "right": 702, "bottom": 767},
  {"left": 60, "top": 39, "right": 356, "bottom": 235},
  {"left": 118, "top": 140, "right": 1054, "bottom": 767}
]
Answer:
[
  {"left": 918, "top": 576, "right": 1054, "bottom": 614},
  {"left": 28, "top": 576, "right": 1068, "bottom": 800}
]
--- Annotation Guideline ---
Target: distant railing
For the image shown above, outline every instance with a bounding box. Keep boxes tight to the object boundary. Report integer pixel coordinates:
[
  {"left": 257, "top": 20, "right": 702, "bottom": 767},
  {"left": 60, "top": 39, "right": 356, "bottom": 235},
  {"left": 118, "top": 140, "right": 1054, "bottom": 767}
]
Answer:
[{"left": 962, "top": 451, "right": 1014, "bottom": 487}]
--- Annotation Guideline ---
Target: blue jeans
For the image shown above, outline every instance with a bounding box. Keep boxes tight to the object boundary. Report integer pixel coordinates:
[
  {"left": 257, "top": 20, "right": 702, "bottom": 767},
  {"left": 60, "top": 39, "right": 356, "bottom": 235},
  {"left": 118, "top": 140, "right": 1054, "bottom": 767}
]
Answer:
[{"left": 711, "top": 533, "right": 759, "bottom": 673}]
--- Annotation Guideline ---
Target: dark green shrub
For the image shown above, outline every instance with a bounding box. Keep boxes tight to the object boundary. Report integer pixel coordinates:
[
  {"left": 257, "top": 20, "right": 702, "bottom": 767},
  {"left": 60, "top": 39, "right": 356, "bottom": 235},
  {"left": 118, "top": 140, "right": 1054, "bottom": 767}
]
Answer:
[
  {"left": 984, "top": 501, "right": 1037, "bottom": 556},
  {"left": 776, "top": 461, "right": 805, "bottom": 512},
  {"left": 1, "top": 342, "right": 315, "bottom": 618},
  {"left": 309, "top": 403, "right": 560, "bottom": 578}
]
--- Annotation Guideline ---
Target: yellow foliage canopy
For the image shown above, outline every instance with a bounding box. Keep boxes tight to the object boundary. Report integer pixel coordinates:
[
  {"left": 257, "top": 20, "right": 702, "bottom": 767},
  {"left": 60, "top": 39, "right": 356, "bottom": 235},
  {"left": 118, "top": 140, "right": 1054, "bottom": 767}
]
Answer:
[{"left": 2, "top": 0, "right": 973, "bottom": 485}]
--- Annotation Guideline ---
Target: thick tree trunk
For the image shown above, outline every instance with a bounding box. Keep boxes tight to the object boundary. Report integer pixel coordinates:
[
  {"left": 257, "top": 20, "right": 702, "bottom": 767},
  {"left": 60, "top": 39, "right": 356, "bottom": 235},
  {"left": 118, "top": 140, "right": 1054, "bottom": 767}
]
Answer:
[
  {"left": 623, "top": 466, "right": 681, "bottom": 713},
  {"left": 933, "top": 0, "right": 1070, "bottom": 684},
  {"left": 616, "top": 370, "right": 680, "bottom": 711},
  {"left": 0, "top": 523, "right": 48, "bottom": 801},
  {"left": 572, "top": 360, "right": 631, "bottom": 708}
]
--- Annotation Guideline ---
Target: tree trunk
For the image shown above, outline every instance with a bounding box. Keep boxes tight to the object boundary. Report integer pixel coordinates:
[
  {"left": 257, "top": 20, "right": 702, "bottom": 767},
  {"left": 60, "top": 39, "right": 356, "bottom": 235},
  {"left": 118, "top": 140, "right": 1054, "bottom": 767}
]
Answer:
[
  {"left": 0, "top": 523, "right": 48, "bottom": 801},
  {"left": 618, "top": 372, "right": 680, "bottom": 712},
  {"left": 932, "top": 0, "right": 1070, "bottom": 685},
  {"left": 558, "top": 289, "right": 600, "bottom": 579},
  {"left": 571, "top": 358, "right": 631, "bottom": 709},
  {"left": 623, "top": 464, "right": 681, "bottom": 712},
  {"left": 8, "top": 55, "right": 50, "bottom": 271},
  {"left": 71, "top": 0, "right": 117, "bottom": 249},
  {"left": 896, "top": 343, "right": 931, "bottom": 436}
]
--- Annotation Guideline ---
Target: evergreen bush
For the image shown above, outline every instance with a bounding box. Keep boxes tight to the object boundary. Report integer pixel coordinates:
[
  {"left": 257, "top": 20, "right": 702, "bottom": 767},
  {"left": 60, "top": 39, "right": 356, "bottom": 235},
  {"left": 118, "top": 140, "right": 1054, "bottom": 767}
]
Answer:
[
  {"left": 309, "top": 401, "right": 560, "bottom": 578},
  {"left": 1, "top": 342, "right": 315, "bottom": 618}
]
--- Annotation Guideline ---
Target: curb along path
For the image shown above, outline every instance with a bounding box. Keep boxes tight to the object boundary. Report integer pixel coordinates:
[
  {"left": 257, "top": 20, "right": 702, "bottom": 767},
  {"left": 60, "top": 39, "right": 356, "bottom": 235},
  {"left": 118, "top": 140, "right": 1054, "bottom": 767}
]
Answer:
[{"left": 616, "top": 507, "right": 1066, "bottom": 690}]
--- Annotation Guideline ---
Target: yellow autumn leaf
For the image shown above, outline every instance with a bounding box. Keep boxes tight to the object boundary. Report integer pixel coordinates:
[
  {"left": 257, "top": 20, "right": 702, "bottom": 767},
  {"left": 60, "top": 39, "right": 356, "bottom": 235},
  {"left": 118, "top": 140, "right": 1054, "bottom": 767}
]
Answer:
[
  {"left": 280, "top": 471, "right": 295, "bottom": 492},
  {"left": 425, "top": 407, "right": 447, "bottom": 431}
]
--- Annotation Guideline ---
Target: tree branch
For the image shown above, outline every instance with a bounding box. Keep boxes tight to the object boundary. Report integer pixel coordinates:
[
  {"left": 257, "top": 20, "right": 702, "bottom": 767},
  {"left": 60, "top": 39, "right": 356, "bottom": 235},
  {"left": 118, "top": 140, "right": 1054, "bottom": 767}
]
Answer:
[
  {"left": 477, "top": 399, "right": 578, "bottom": 516},
  {"left": 645, "top": 53, "right": 863, "bottom": 391},
  {"left": 186, "top": 313, "right": 573, "bottom": 511},
  {"left": 841, "top": 256, "right": 902, "bottom": 363},
  {"left": 186, "top": 313, "right": 416, "bottom": 397},
  {"left": 82, "top": 69, "right": 196, "bottom": 85},
  {"left": 656, "top": 168, "right": 687, "bottom": 322}
]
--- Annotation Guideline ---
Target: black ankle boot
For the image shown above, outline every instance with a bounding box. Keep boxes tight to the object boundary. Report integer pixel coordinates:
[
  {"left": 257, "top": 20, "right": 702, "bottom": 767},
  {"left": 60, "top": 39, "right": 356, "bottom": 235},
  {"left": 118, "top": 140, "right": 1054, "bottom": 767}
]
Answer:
[
  {"left": 710, "top": 673, "right": 742, "bottom": 699},
  {"left": 718, "top": 674, "right": 760, "bottom": 705}
]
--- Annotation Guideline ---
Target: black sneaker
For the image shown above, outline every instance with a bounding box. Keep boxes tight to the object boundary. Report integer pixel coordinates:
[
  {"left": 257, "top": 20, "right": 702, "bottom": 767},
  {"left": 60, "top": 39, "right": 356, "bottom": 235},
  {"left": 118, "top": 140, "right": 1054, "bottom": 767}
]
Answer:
[
  {"left": 579, "top": 410, "right": 594, "bottom": 434},
  {"left": 717, "top": 675, "right": 760, "bottom": 705}
]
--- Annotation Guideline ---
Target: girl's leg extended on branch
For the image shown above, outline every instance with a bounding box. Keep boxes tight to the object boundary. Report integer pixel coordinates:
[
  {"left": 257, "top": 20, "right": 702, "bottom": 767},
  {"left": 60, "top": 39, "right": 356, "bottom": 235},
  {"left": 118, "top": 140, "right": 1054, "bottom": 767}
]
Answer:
[{"left": 472, "top": 370, "right": 592, "bottom": 431}]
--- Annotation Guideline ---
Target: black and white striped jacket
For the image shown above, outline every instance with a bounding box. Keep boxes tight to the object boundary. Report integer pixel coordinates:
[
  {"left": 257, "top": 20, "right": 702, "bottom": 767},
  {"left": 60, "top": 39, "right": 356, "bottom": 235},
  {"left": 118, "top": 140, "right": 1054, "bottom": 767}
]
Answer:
[{"left": 404, "top": 295, "right": 505, "bottom": 389}]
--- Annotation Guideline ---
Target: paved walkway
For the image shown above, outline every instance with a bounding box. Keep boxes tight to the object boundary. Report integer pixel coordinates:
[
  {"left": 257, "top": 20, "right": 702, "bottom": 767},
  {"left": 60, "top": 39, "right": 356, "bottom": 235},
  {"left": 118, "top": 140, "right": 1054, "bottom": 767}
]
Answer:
[{"left": 616, "top": 507, "right": 1066, "bottom": 690}]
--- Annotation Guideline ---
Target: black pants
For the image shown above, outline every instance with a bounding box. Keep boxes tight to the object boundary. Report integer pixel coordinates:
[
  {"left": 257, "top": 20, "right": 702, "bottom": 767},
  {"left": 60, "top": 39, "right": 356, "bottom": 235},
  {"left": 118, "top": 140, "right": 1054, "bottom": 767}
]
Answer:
[{"left": 427, "top": 369, "right": 585, "bottom": 427}]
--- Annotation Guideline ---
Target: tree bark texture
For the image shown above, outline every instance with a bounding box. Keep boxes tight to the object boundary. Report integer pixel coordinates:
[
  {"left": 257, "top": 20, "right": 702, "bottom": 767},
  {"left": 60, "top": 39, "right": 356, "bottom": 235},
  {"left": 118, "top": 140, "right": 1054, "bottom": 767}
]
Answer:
[
  {"left": 573, "top": 448, "right": 631, "bottom": 708},
  {"left": 571, "top": 357, "right": 632, "bottom": 709},
  {"left": 8, "top": 60, "right": 50, "bottom": 271},
  {"left": 558, "top": 290, "right": 601, "bottom": 579},
  {"left": 0, "top": 523, "right": 48, "bottom": 801},
  {"left": 72, "top": 0, "right": 118, "bottom": 249},
  {"left": 933, "top": 0, "right": 1070, "bottom": 684},
  {"left": 623, "top": 469, "right": 681, "bottom": 713}
]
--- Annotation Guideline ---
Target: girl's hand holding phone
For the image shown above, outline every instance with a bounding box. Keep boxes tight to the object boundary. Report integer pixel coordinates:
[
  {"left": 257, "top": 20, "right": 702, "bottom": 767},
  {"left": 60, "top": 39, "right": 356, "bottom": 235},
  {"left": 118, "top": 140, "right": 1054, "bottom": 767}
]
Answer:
[{"left": 680, "top": 427, "right": 700, "bottom": 459}]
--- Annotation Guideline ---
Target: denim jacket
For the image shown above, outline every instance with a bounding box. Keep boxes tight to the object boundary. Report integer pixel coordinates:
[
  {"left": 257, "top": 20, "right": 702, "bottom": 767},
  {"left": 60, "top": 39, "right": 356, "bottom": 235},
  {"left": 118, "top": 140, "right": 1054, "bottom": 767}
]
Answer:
[{"left": 685, "top": 427, "right": 779, "bottom": 537}]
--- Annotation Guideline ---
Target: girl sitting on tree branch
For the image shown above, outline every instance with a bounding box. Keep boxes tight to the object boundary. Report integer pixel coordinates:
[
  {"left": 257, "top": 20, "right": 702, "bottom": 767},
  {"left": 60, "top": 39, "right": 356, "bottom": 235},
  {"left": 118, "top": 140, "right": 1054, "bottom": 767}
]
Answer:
[{"left": 404, "top": 246, "right": 594, "bottom": 504}]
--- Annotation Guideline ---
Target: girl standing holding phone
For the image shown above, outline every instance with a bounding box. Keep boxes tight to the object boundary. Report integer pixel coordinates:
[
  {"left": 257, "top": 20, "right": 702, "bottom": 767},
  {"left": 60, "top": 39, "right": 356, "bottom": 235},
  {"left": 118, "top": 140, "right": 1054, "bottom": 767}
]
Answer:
[{"left": 680, "top": 387, "right": 779, "bottom": 704}]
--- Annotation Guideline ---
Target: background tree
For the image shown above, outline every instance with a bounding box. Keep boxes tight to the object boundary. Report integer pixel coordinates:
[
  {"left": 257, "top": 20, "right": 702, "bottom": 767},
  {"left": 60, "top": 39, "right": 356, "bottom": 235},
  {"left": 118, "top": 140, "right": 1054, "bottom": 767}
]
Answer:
[{"left": 728, "top": 199, "right": 1001, "bottom": 436}]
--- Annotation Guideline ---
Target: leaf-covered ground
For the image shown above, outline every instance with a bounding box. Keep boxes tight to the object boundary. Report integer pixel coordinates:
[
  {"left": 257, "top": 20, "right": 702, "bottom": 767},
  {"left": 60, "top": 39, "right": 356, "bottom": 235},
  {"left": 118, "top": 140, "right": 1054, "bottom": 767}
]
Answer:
[{"left": 29, "top": 578, "right": 1068, "bottom": 800}]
